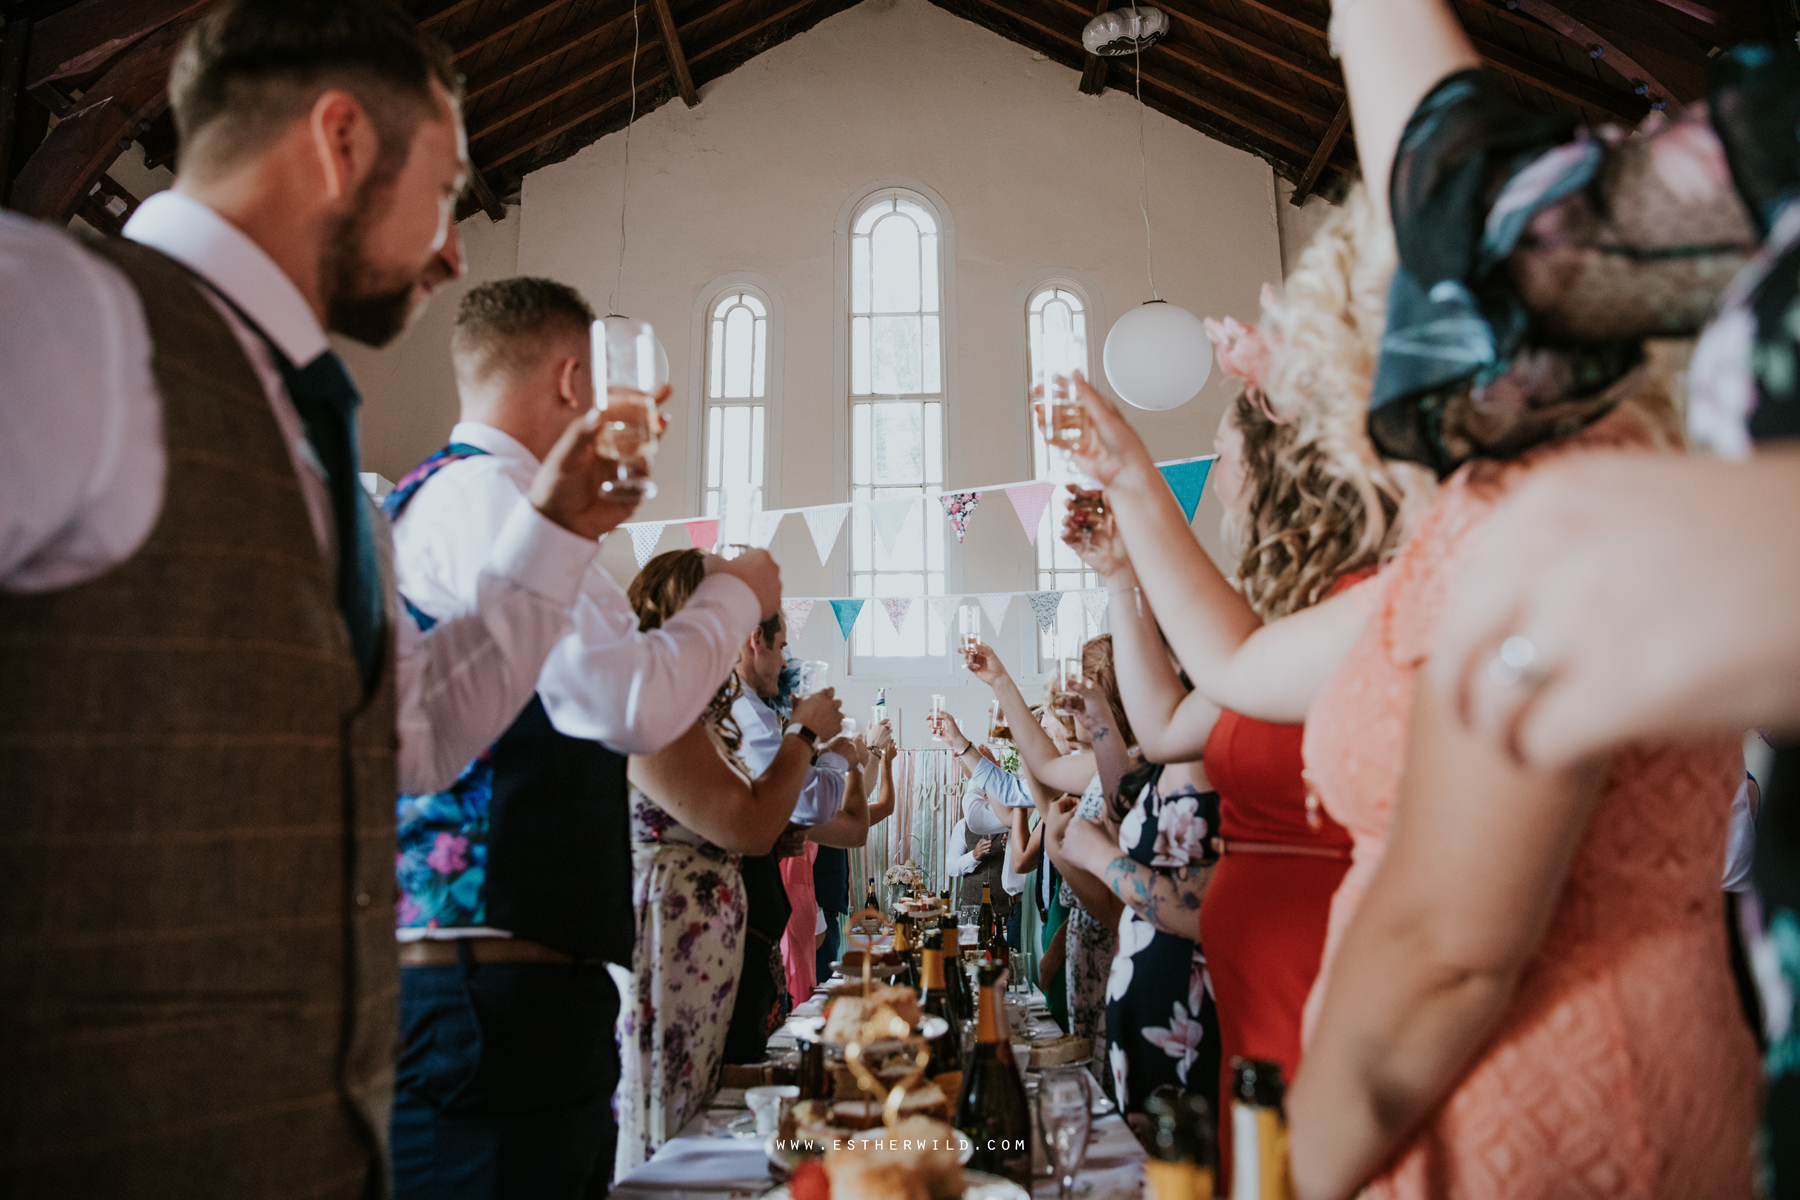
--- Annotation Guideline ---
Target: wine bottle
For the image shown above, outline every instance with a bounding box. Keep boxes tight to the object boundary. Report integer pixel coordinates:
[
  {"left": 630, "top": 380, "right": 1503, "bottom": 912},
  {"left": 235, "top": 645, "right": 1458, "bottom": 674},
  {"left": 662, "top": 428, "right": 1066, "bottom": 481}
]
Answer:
[
  {"left": 864, "top": 877, "right": 879, "bottom": 916},
  {"left": 953, "top": 961, "right": 1032, "bottom": 1185},
  {"left": 1230, "top": 1059, "right": 1294, "bottom": 1200},
  {"left": 918, "top": 929, "right": 963, "bottom": 1077},
  {"left": 935, "top": 907, "right": 970, "bottom": 1020},
  {"left": 892, "top": 915, "right": 916, "bottom": 988},
  {"left": 978, "top": 883, "right": 994, "bottom": 956},
  {"left": 1145, "top": 1086, "right": 1217, "bottom": 1200}
]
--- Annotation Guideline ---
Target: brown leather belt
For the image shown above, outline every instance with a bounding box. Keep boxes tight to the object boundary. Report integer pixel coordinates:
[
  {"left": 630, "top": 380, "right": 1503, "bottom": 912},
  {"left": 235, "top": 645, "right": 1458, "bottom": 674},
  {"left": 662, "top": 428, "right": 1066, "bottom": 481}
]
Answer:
[
  {"left": 1216, "top": 837, "right": 1352, "bottom": 862},
  {"left": 398, "top": 938, "right": 576, "bottom": 967}
]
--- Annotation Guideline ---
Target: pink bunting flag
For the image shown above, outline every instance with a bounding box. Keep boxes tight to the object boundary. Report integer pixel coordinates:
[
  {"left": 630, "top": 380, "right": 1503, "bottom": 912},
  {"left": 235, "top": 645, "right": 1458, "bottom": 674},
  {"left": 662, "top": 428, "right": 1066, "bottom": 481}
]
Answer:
[
  {"left": 1004, "top": 481, "right": 1055, "bottom": 546},
  {"left": 781, "top": 599, "right": 815, "bottom": 639},
  {"left": 684, "top": 519, "right": 720, "bottom": 551},
  {"left": 879, "top": 597, "right": 914, "bottom": 633},
  {"left": 938, "top": 491, "right": 980, "bottom": 543}
]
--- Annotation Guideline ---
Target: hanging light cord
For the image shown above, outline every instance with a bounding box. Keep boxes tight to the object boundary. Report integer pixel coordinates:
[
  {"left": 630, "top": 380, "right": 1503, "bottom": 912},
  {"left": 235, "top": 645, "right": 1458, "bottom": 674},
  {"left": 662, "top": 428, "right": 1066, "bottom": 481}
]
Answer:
[
  {"left": 609, "top": 2, "right": 642, "bottom": 316},
  {"left": 1131, "top": 3, "right": 1158, "bottom": 301}
]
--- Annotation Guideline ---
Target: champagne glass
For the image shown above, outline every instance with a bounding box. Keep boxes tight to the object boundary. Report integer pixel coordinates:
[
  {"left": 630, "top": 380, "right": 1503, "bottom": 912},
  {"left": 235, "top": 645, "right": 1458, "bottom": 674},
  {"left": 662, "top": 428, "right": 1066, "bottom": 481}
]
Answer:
[
  {"left": 957, "top": 604, "right": 982, "bottom": 663},
  {"left": 1036, "top": 326, "right": 1084, "bottom": 483},
  {"left": 928, "top": 694, "right": 947, "bottom": 741},
  {"left": 1053, "top": 656, "right": 1084, "bottom": 716},
  {"left": 987, "top": 698, "right": 1010, "bottom": 745},
  {"left": 1037, "top": 1068, "right": 1094, "bottom": 1200},
  {"left": 592, "top": 317, "right": 666, "bottom": 499},
  {"left": 796, "top": 660, "right": 830, "bottom": 697}
]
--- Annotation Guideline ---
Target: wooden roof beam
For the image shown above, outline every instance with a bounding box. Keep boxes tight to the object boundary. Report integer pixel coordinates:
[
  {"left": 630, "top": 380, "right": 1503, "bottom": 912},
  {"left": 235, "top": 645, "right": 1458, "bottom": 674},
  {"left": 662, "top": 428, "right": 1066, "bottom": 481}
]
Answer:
[
  {"left": 1292, "top": 100, "right": 1349, "bottom": 204},
  {"left": 466, "top": 162, "right": 507, "bottom": 221},
  {"left": 420, "top": 0, "right": 487, "bottom": 33},
  {"left": 1077, "top": 0, "right": 1110, "bottom": 96},
  {"left": 1154, "top": 38, "right": 1337, "bottom": 128},
  {"left": 451, "top": 0, "right": 578, "bottom": 64},
  {"left": 1506, "top": 0, "right": 1704, "bottom": 104},
  {"left": 1469, "top": 31, "right": 1642, "bottom": 122},
  {"left": 1050, "top": 0, "right": 1344, "bottom": 93},
  {"left": 463, "top": 2, "right": 647, "bottom": 105},
  {"left": 25, "top": 0, "right": 211, "bottom": 92},
  {"left": 477, "top": 0, "right": 816, "bottom": 167},
  {"left": 649, "top": 0, "right": 700, "bottom": 108}
]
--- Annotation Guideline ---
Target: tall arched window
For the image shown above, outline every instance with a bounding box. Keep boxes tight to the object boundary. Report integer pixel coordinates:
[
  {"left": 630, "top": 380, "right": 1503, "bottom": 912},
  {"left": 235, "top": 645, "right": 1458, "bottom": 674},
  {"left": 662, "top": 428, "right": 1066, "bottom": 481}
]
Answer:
[
  {"left": 702, "top": 287, "right": 770, "bottom": 546},
  {"left": 1027, "top": 283, "right": 1100, "bottom": 666},
  {"left": 849, "top": 190, "right": 947, "bottom": 662}
]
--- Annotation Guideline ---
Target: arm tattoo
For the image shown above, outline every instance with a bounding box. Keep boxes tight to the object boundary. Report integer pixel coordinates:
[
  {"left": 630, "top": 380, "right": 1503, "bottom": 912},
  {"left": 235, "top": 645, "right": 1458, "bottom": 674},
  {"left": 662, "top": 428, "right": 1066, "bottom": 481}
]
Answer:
[
  {"left": 1090, "top": 727, "right": 1109, "bottom": 741},
  {"left": 1102, "top": 855, "right": 1211, "bottom": 939}
]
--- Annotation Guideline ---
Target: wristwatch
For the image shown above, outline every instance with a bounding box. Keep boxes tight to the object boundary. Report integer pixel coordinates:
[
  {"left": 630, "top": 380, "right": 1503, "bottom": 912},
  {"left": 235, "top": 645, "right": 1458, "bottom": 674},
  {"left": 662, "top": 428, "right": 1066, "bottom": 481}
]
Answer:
[{"left": 784, "top": 721, "right": 821, "bottom": 763}]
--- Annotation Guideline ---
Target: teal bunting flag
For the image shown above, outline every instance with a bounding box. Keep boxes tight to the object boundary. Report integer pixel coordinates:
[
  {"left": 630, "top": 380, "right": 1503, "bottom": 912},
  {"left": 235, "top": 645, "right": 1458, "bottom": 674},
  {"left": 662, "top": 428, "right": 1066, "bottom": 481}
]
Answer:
[
  {"left": 829, "top": 598, "right": 866, "bottom": 639},
  {"left": 1157, "top": 458, "right": 1213, "bottom": 524}
]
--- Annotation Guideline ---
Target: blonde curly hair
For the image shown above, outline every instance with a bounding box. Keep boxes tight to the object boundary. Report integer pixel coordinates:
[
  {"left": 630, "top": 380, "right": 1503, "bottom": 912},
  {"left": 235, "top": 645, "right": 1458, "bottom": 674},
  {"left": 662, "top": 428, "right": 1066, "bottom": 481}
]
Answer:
[{"left": 1225, "top": 187, "right": 1436, "bottom": 619}]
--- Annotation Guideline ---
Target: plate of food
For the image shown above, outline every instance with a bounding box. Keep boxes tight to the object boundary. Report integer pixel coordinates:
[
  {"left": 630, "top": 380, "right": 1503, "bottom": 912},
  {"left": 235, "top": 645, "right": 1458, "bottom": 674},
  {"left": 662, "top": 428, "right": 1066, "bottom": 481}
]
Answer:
[
  {"left": 766, "top": 1114, "right": 1026, "bottom": 1200},
  {"left": 833, "top": 948, "right": 904, "bottom": 979},
  {"left": 766, "top": 1099, "right": 972, "bottom": 1177}
]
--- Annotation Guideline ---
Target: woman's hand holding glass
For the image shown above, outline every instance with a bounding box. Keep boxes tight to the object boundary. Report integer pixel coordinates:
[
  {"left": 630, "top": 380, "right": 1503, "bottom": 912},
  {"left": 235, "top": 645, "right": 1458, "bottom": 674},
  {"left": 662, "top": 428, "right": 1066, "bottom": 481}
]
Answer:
[
  {"left": 1066, "top": 371, "right": 1158, "bottom": 491},
  {"left": 963, "top": 640, "right": 1005, "bottom": 686},
  {"left": 865, "top": 718, "right": 895, "bottom": 760},
  {"left": 929, "top": 707, "right": 968, "bottom": 751},
  {"left": 1061, "top": 487, "right": 1133, "bottom": 580}
]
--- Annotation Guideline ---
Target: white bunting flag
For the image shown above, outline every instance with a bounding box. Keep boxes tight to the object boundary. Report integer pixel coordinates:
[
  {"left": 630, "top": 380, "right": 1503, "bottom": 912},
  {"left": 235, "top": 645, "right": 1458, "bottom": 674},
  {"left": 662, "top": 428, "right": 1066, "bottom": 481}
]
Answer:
[
  {"left": 978, "top": 593, "right": 1012, "bottom": 635},
  {"left": 803, "top": 504, "right": 850, "bottom": 564},
  {"left": 781, "top": 598, "right": 816, "bottom": 639},
  {"left": 749, "top": 509, "right": 784, "bottom": 549},
  {"left": 869, "top": 497, "right": 916, "bottom": 557},
  {"left": 879, "top": 597, "right": 914, "bottom": 633},
  {"left": 629, "top": 523, "right": 665, "bottom": 569},
  {"left": 927, "top": 595, "right": 961, "bottom": 634},
  {"left": 1081, "top": 588, "right": 1110, "bottom": 626}
]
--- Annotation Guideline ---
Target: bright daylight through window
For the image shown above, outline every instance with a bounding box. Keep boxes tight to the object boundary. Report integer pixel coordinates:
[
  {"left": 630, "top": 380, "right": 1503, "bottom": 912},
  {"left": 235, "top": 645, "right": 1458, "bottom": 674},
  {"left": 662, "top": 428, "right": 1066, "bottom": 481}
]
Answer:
[
  {"left": 1028, "top": 285, "right": 1101, "bottom": 666},
  {"left": 849, "top": 191, "right": 947, "bottom": 664},
  {"left": 702, "top": 289, "right": 769, "bottom": 547}
]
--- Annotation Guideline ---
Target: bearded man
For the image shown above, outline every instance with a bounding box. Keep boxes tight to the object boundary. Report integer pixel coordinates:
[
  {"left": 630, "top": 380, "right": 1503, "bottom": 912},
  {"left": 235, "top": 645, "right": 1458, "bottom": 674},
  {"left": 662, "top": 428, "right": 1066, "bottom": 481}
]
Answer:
[{"left": 0, "top": 2, "right": 633, "bottom": 1196}]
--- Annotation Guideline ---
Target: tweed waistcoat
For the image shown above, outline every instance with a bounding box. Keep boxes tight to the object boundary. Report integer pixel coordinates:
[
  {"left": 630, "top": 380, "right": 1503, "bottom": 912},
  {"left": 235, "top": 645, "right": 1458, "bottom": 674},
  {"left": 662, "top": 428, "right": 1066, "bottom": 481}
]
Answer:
[
  {"left": 959, "top": 825, "right": 1011, "bottom": 917},
  {"left": 0, "top": 238, "right": 400, "bottom": 1199}
]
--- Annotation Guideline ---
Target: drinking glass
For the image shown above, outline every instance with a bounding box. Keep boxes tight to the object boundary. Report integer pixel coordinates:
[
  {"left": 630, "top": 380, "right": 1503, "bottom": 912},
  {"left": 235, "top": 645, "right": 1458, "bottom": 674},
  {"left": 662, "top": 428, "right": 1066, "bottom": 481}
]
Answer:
[
  {"left": 592, "top": 317, "right": 666, "bottom": 498},
  {"left": 796, "top": 660, "right": 830, "bottom": 698},
  {"left": 1053, "top": 656, "right": 1084, "bottom": 716},
  {"left": 928, "top": 694, "right": 947, "bottom": 741},
  {"left": 841, "top": 717, "right": 857, "bottom": 737},
  {"left": 987, "top": 698, "right": 1010, "bottom": 745},
  {"left": 1038, "top": 1068, "right": 1094, "bottom": 1199},
  {"left": 1036, "top": 327, "right": 1084, "bottom": 482},
  {"left": 957, "top": 604, "right": 982, "bottom": 663}
]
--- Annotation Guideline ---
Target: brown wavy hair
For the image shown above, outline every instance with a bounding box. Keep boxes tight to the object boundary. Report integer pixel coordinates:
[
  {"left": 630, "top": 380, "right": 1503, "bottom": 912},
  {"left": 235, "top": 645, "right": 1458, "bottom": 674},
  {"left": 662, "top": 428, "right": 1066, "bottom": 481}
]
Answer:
[
  {"left": 1228, "top": 187, "right": 1434, "bottom": 619},
  {"left": 627, "top": 549, "right": 744, "bottom": 753},
  {"left": 1081, "top": 635, "right": 1135, "bottom": 750}
]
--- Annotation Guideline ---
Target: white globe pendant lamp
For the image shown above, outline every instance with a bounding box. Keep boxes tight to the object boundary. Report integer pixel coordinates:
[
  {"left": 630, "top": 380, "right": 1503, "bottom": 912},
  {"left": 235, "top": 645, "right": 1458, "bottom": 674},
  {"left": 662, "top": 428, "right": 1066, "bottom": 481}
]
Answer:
[
  {"left": 1090, "top": 3, "right": 1209, "bottom": 411},
  {"left": 1103, "top": 299, "right": 1211, "bottom": 410}
]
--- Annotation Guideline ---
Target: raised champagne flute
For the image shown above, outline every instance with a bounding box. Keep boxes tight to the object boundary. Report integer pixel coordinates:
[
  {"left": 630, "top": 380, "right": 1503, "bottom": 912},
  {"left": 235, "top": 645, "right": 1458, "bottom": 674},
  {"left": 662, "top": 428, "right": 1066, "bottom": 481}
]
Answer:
[
  {"left": 1035, "top": 327, "right": 1084, "bottom": 483},
  {"left": 592, "top": 317, "right": 665, "bottom": 499},
  {"left": 987, "top": 698, "right": 1011, "bottom": 746},
  {"left": 928, "top": 694, "right": 947, "bottom": 742},
  {"left": 1053, "top": 655, "right": 1084, "bottom": 716},
  {"left": 957, "top": 604, "right": 982, "bottom": 664}
]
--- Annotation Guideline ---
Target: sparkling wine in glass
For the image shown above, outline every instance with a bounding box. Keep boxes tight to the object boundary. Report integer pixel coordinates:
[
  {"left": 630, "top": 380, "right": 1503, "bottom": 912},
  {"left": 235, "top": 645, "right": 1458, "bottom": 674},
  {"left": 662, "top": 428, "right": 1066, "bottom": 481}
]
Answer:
[
  {"left": 928, "top": 693, "right": 947, "bottom": 741},
  {"left": 1053, "top": 655, "right": 1084, "bottom": 716},
  {"left": 592, "top": 317, "right": 666, "bottom": 499},
  {"left": 987, "top": 698, "right": 1011, "bottom": 745},
  {"left": 796, "top": 660, "right": 830, "bottom": 698},
  {"left": 1036, "top": 327, "right": 1084, "bottom": 482},
  {"left": 958, "top": 604, "right": 982, "bottom": 663},
  {"left": 1037, "top": 1068, "right": 1094, "bottom": 1200}
]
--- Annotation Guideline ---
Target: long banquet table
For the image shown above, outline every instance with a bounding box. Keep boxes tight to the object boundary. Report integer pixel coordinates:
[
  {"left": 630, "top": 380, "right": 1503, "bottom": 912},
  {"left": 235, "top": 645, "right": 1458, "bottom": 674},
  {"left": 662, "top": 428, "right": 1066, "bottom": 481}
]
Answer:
[{"left": 612, "top": 977, "right": 1148, "bottom": 1200}]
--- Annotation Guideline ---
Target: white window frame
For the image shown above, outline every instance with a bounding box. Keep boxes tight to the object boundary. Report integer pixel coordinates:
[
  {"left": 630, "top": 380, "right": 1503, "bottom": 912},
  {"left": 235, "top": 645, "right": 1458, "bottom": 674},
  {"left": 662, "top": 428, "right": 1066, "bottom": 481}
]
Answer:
[
  {"left": 832, "top": 181, "right": 960, "bottom": 681},
  {"left": 1015, "top": 270, "right": 1109, "bottom": 673},
  {"left": 687, "top": 274, "right": 784, "bottom": 529}
]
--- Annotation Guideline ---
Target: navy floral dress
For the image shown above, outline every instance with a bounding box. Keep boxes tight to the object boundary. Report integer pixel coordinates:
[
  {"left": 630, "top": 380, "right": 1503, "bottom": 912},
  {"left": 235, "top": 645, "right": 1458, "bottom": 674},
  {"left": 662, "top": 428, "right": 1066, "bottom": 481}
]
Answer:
[{"left": 1103, "top": 768, "right": 1221, "bottom": 1117}]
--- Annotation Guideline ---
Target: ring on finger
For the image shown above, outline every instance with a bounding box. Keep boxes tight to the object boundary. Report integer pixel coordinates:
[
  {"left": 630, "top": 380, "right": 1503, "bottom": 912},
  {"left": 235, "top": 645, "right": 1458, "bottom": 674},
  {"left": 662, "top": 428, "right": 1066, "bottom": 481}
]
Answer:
[{"left": 1487, "top": 634, "right": 1547, "bottom": 689}]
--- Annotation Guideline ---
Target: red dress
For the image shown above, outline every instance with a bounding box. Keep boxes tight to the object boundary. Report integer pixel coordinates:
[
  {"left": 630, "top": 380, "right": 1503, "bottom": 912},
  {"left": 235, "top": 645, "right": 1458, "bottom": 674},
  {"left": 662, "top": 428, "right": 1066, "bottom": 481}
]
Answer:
[{"left": 1200, "top": 578, "right": 1363, "bottom": 1188}]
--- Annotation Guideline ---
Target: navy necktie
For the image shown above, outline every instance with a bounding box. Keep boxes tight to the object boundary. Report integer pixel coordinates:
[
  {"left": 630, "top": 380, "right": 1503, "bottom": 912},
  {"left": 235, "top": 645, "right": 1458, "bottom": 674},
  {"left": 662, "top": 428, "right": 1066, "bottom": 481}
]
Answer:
[{"left": 279, "top": 349, "right": 385, "bottom": 692}]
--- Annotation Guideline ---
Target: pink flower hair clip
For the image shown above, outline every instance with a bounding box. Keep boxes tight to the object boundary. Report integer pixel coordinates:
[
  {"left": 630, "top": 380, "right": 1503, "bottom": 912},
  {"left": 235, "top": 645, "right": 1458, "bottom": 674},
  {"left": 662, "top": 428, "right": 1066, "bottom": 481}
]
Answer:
[{"left": 1203, "top": 312, "right": 1288, "bottom": 425}]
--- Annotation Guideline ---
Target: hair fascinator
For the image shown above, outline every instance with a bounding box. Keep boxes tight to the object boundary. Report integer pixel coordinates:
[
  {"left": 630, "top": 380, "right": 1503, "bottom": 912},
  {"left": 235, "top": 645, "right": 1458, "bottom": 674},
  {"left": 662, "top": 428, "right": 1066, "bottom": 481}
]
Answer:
[{"left": 1204, "top": 311, "right": 1287, "bottom": 425}]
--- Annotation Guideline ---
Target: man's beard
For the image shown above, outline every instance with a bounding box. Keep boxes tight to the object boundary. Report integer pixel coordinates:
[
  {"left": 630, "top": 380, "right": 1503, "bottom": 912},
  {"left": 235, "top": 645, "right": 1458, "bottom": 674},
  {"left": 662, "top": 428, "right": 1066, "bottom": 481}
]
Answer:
[{"left": 321, "top": 176, "right": 441, "bottom": 347}]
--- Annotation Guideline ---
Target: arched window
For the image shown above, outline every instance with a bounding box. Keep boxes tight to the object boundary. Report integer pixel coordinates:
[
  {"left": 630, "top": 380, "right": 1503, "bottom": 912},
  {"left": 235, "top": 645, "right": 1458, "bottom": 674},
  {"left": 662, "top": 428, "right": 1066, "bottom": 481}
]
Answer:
[
  {"left": 702, "top": 287, "right": 770, "bottom": 546},
  {"left": 1027, "top": 283, "right": 1101, "bottom": 666},
  {"left": 848, "top": 190, "right": 947, "bottom": 662}
]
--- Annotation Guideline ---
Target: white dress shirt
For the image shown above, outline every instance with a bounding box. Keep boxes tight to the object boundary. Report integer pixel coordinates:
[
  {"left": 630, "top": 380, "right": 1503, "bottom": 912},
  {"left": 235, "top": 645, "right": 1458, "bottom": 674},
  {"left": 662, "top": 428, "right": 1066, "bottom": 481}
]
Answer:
[
  {"left": 945, "top": 811, "right": 1026, "bottom": 897},
  {"left": 393, "top": 421, "right": 760, "bottom": 755},
  {"left": 732, "top": 691, "right": 847, "bottom": 826},
  {"left": 969, "top": 754, "right": 1035, "bottom": 810},
  {"left": 0, "top": 201, "right": 598, "bottom": 794}
]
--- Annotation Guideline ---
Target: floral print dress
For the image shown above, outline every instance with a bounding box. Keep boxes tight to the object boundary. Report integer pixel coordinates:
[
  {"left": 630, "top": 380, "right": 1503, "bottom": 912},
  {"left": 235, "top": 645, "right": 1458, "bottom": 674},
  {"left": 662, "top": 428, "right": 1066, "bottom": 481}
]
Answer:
[
  {"left": 1061, "top": 775, "right": 1117, "bottom": 1094},
  {"left": 614, "top": 726, "right": 749, "bottom": 1176},
  {"left": 1103, "top": 772, "right": 1221, "bottom": 1117}
]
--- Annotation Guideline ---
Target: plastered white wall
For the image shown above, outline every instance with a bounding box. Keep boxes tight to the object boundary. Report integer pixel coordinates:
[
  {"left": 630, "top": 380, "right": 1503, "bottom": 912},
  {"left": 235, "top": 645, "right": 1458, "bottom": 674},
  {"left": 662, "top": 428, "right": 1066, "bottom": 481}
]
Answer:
[{"left": 350, "top": 0, "right": 1287, "bottom": 742}]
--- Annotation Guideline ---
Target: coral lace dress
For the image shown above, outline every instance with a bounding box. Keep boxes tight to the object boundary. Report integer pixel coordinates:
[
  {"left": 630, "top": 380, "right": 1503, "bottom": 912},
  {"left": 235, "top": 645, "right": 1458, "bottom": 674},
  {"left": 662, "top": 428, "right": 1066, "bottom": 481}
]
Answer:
[{"left": 1301, "top": 434, "right": 1758, "bottom": 1198}]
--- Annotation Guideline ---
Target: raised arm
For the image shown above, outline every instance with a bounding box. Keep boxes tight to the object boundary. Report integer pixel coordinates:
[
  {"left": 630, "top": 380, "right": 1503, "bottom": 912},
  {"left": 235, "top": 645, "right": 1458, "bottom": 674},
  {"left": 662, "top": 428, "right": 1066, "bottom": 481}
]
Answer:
[
  {"left": 1041, "top": 796, "right": 1123, "bottom": 929},
  {"left": 966, "top": 642, "right": 1096, "bottom": 795},
  {"left": 1327, "top": 0, "right": 1478, "bottom": 216},
  {"left": 1067, "top": 493, "right": 1223, "bottom": 762},
  {"left": 1069, "top": 377, "right": 1367, "bottom": 723},
  {"left": 866, "top": 720, "right": 898, "bottom": 827},
  {"left": 1287, "top": 667, "right": 1605, "bottom": 1200},
  {"left": 626, "top": 688, "right": 842, "bottom": 855},
  {"left": 807, "top": 736, "right": 871, "bottom": 848}
]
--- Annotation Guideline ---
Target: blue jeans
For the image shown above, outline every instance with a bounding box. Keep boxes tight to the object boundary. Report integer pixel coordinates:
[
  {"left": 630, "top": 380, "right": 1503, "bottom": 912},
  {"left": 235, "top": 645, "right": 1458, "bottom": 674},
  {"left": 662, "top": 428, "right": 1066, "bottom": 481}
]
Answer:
[{"left": 391, "top": 949, "right": 621, "bottom": 1199}]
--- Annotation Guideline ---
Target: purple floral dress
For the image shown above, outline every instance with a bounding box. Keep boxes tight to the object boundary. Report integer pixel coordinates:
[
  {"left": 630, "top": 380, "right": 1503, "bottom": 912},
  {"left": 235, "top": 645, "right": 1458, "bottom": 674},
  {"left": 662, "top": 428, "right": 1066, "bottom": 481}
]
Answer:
[{"left": 614, "top": 726, "right": 748, "bottom": 1175}]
